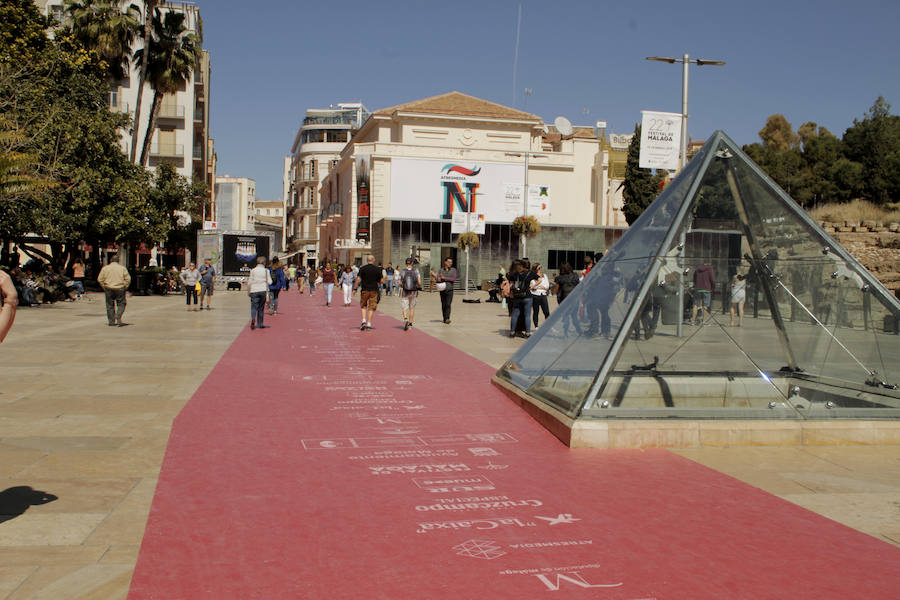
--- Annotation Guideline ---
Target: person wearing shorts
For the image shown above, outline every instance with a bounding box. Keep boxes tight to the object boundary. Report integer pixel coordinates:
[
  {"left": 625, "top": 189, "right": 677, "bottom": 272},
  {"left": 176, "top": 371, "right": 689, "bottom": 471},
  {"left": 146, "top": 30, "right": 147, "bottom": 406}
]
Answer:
[
  {"left": 355, "top": 254, "right": 383, "bottom": 330},
  {"left": 398, "top": 257, "right": 421, "bottom": 331},
  {"left": 199, "top": 258, "right": 215, "bottom": 310}
]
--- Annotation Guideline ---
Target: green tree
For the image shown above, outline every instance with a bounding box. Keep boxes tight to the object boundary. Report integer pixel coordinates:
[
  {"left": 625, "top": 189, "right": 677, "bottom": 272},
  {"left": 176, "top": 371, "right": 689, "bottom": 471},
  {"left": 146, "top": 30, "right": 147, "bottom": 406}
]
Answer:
[
  {"left": 743, "top": 115, "right": 805, "bottom": 200},
  {"left": 64, "top": 0, "right": 140, "bottom": 80},
  {"left": 133, "top": 8, "right": 201, "bottom": 167},
  {"left": 758, "top": 114, "right": 799, "bottom": 152},
  {"left": 621, "top": 124, "right": 663, "bottom": 225},
  {"left": 842, "top": 96, "right": 900, "bottom": 205},
  {"left": 0, "top": 0, "right": 47, "bottom": 64},
  {"left": 129, "top": 0, "right": 159, "bottom": 163}
]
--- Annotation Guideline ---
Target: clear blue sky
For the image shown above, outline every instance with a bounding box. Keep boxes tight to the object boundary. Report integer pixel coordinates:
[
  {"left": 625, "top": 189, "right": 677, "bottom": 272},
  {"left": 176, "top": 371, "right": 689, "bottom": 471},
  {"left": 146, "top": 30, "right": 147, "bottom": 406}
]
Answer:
[{"left": 200, "top": 0, "right": 900, "bottom": 201}]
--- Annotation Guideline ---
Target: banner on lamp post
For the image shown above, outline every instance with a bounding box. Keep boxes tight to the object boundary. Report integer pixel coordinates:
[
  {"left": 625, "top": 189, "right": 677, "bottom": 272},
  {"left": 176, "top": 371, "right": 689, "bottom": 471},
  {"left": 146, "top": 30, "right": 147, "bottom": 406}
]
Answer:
[
  {"left": 451, "top": 212, "right": 485, "bottom": 234},
  {"left": 639, "top": 111, "right": 682, "bottom": 170}
]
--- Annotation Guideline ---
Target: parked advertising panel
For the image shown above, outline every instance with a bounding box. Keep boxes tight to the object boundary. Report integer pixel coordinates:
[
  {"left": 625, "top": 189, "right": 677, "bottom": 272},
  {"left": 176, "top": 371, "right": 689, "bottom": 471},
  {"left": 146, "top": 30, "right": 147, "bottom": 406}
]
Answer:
[
  {"left": 390, "top": 158, "right": 526, "bottom": 222},
  {"left": 221, "top": 233, "right": 271, "bottom": 276},
  {"left": 356, "top": 156, "right": 370, "bottom": 241}
]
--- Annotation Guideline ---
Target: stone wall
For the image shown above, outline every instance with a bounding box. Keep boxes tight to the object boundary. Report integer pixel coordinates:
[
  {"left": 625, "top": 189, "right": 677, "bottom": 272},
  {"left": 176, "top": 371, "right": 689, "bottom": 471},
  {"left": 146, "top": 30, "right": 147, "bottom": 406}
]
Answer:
[{"left": 821, "top": 220, "right": 900, "bottom": 295}]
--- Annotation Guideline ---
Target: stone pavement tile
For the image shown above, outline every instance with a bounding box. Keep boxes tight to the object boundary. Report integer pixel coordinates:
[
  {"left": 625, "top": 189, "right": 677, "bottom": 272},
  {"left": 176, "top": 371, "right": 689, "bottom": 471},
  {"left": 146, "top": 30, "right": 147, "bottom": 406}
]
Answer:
[
  {"left": 801, "top": 446, "right": 900, "bottom": 478},
  {"left": 84, "top": 478, "right": 157, "bottom": 546},
  {"left": 0, "top": 437, "right": 130, "bottom": 452},
  {"left": 0, "top": 512, "right": 106, "bottom": 546},
  {"left": 4, "top": 393, "right": 185, "bottom": 416},
  {"left": 0, "top": 545, "right": 108, "bottom": 566},
  {"left": 672, "top": 446, "right": 843, "bottom": 473},
  {"left": 0, "top": 478, "right": 139, "bottom": 514},
  {"left": 0, "top": 566, "right": 36, "bottom": 598},
  {"left": 15, "top": 448, "right": 163, "bottom": 480},
  {"left": 98, "top": 544, "right": 140, "bottom": 565},
  {"left": 6, "top": 564, "right": 132, "bottom": 600},
  {"left": 0, "top": 416, "right": 132, "bottom": 438},
  {"left": 776, "top": 470, "right": 900, "bottom": 494},
  {"left": 781, "top": 492, "right": 900, "bottom": 547},
  {"left": 0, "top": 447, "right": 46, "bottom": 476}
]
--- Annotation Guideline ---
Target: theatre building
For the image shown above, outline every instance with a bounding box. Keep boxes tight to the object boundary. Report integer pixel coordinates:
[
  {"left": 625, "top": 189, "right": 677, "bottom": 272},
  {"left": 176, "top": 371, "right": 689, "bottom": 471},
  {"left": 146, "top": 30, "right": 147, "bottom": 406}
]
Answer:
[{"left": 318, "top": 92, "right": 627, "bottom": 283}]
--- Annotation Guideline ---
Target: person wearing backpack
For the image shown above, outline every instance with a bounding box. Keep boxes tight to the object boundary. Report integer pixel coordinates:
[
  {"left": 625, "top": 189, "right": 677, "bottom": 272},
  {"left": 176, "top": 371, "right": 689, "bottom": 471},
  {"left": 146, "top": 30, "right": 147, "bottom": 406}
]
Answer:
[
  {"left": 399, "top": 257, "right": 421, "bottom": 331},
  {"left": 507, "top": 258, "right": 537, "bottom": 338},
  {"left": 268, "top": 260, "right": 286, "bottom": 315}
]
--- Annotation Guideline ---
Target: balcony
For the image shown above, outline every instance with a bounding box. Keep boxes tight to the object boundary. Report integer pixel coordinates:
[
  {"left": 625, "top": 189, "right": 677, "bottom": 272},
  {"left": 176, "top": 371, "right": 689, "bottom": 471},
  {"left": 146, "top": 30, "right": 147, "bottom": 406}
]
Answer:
[
  {"left": 289, "top": 233, "right": 319, "bottom": 246},
  {"left": 291, "top": 204, "right": 318, "bottom": 216},
  {"left": 157, "top": 104, "right": 185, "bottom": 121},
  {"left": 150, "top": 143, "right": 184, "bottom": 158}
]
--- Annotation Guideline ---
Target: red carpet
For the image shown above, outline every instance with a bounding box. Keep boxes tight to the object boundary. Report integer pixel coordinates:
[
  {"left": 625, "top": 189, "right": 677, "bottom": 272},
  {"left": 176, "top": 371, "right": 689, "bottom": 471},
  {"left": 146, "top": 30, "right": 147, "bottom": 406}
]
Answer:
[{"left": 129, "top": 292, "right": 900, "bottom": 599}]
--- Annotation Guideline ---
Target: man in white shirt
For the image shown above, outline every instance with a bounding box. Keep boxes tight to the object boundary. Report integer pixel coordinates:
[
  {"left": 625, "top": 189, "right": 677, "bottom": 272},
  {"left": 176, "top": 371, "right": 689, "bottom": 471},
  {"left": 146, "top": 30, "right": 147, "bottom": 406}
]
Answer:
[{"left": 247, "top": 256, "right": 271, "bottom": 330}]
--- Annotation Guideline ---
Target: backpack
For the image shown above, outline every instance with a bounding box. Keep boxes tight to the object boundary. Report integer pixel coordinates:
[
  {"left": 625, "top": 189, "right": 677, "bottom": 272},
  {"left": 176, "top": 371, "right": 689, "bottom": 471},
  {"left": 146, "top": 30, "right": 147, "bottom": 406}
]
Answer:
[
  {"left": 401, "top": 268, "right": 419, "bottom": 292},
  {"left": 512, "top": 275, "right": 528, "bottom": 299}
]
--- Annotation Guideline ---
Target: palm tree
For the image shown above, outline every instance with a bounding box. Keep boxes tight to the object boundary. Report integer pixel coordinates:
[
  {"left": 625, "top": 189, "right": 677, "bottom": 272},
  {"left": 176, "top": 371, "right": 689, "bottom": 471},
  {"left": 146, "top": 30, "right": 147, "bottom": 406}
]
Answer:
[
  {"left": 64, "top": 0, "right": 140, "bottom": 81},
  {"left": 129, "top": 0, "right": 159, "bottom": 163},
  {"left": 133, "top": 8, "right": 201, "bottom": 167}
]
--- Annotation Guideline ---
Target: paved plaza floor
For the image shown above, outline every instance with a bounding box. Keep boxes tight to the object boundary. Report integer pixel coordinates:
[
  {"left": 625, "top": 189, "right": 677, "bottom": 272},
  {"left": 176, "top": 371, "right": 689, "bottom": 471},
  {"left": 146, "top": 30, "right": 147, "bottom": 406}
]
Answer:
[{"left": 1, "top": 288, "right": 899, "bottom": 598}]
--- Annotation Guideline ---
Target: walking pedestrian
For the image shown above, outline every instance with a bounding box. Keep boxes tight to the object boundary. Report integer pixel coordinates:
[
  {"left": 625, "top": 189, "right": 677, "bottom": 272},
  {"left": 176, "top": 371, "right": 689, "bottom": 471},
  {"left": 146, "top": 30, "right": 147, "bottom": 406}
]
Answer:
[
  {"left": 307, "top": 266, "right": 317, "bottom": 295},
  {"left": 355, "top": 254, "right": 383, "bottom": 330},
  {"left": 287, "top": 264, "right": 297, "bottom": 290},
  {"left": 321, "top": 262, "right": 336, "bottom": 306},
  {"left": 297, "top": 265, "right": 306, "bottom": 294},
  {"left": 530, "top": 263, "right": 550, "bottom": 329},
  {"left": 180, "top": 261, "right": 201, "bottom": 311},
  {"left": 339, "top": 265, "right": 355, "bottom": 306},
  {"left": 268, "top": 260, "right": 286, "bottom": 314},
  {"left": 248, "top": 257, "right": 271, "bottom": 330},
  {"left": 71, "top": 258, "right": 86, "bottom": 299},
  {"left": 431, "top": 256, "right": 457, "bottom": 324},
  {"left": 384, "top": 263, "right": 395, "bottom": 296},
  {"left": 399, "top": 257, "right": 421, "bottom": 330},
  {"left": 97, "top": 256, "right": 131, "bottom": 326},
  {"left": 198, "top": 258, "right": 216, "bottom": 310}
]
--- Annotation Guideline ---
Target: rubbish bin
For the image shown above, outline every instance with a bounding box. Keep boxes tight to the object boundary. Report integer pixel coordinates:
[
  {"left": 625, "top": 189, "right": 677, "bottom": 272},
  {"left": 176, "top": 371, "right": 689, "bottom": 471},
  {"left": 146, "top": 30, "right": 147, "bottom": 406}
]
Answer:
[{"left": 130, "top": 270, "right": 149, "bottom": 296}]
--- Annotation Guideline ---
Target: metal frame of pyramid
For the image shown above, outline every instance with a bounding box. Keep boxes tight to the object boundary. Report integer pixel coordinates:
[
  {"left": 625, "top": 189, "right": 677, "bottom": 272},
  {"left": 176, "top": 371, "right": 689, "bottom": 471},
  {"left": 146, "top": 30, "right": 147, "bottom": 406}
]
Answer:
[{"left": 493, "top": 131, "right": 900, "bottom": 446}]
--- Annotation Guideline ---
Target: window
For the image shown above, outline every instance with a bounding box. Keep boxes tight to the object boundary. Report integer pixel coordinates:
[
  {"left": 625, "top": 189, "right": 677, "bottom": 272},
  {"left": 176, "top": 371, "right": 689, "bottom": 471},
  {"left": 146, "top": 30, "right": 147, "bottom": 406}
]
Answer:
[
  {"left": 48, "top": 5, "right": 64, "bottom": 24},
  {"left": 108, "top": 88, "right": 119, "bottom": 108},
  {"left": 547, "top": 249, "right": 595, "bottom": 270}
]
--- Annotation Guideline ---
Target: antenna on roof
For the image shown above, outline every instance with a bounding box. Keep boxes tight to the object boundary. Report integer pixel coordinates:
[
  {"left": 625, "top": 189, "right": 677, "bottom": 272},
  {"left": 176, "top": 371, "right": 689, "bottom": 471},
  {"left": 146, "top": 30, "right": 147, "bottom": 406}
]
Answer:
[{"left": 554, "top": 116, "right": 574, "bottom": 137}]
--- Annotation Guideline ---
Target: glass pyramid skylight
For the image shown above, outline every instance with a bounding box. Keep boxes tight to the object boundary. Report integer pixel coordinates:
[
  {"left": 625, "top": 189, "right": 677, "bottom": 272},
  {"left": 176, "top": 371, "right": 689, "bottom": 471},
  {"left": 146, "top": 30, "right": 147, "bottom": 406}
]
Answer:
[{"left": 496, "top": 131, "right": 900, "bottom": 420}]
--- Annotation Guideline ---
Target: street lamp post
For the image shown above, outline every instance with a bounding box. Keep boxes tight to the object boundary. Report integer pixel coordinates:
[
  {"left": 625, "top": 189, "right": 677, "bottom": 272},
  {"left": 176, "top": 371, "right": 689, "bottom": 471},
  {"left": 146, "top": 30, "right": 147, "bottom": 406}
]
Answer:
[
  {"left": 645, "top": 54, "right": 725, "bottom": 170},
  {"left": 646, "top": 53, "right": 724, "bottom": 338},
  {"left": 505, "top": 151, "right": 546, "bottom": 258}
]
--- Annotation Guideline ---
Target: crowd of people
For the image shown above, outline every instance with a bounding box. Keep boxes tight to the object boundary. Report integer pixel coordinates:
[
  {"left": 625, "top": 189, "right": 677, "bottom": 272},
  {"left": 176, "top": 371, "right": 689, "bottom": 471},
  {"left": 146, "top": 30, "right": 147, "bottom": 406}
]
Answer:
[
  {"left": 499, "top": 256, "right": 590, "bottom": 338},
  {"left": 2, "top": 259, "right": 86, "bottom": 307},
  {"left": 249, "top": 255, "right": 432, "bottom": 332}
]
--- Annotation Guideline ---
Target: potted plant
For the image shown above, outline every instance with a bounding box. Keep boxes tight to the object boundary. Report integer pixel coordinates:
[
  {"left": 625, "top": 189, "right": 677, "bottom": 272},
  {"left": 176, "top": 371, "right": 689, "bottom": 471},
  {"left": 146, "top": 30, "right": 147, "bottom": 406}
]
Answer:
[
  {"left": 457, "top": 232, "right": 480, "bottom": 250},
  {"left": 511, "top": 215, "right": 541, "bottom": 238}
]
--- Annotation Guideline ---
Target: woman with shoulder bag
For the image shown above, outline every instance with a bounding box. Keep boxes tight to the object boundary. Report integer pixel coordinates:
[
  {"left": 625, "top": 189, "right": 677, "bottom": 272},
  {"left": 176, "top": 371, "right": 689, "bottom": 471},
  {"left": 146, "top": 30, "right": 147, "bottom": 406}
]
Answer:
[{"left": 530, "top": 263, "right": 550, "bottom": 329}]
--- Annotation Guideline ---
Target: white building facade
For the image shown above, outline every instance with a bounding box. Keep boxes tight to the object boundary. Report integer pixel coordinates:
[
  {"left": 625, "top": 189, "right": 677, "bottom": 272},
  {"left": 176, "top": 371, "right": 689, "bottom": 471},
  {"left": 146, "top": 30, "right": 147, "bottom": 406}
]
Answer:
[
  {"left": 286, "top": 103, "right": 369, "bottom": 266},
  {"left": 214, "top": 176, "right": 256, "bottom": 232},
  {"left": 319, "top": 92, "right": 627, "bottom": 273}
]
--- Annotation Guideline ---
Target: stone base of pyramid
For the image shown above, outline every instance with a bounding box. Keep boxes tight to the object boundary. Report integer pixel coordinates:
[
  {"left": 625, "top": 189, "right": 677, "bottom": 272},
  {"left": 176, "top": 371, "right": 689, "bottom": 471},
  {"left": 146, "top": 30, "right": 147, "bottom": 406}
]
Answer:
[{"left": 492, "top": 375, "right": 900, "bottom": 448}]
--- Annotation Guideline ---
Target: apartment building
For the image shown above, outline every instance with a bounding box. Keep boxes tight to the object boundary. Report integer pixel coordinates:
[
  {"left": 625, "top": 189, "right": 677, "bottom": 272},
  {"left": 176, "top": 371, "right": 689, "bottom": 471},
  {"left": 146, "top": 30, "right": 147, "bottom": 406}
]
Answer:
[
  {"left": 286, "top": 103, "right": 369, "bottom": 266},
  {"left": 214, "top": 176, "right": 256, "bottom": 232},
  {"left": 36, "top": 1, "right": 215, "bottom": 213}
]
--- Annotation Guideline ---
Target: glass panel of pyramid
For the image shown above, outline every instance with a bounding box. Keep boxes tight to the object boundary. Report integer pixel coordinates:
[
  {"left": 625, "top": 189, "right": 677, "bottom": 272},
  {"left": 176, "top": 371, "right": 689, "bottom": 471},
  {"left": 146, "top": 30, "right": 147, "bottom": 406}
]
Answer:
[{"left": 496, "top": 131, "right": 900, "bottom": 420}]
